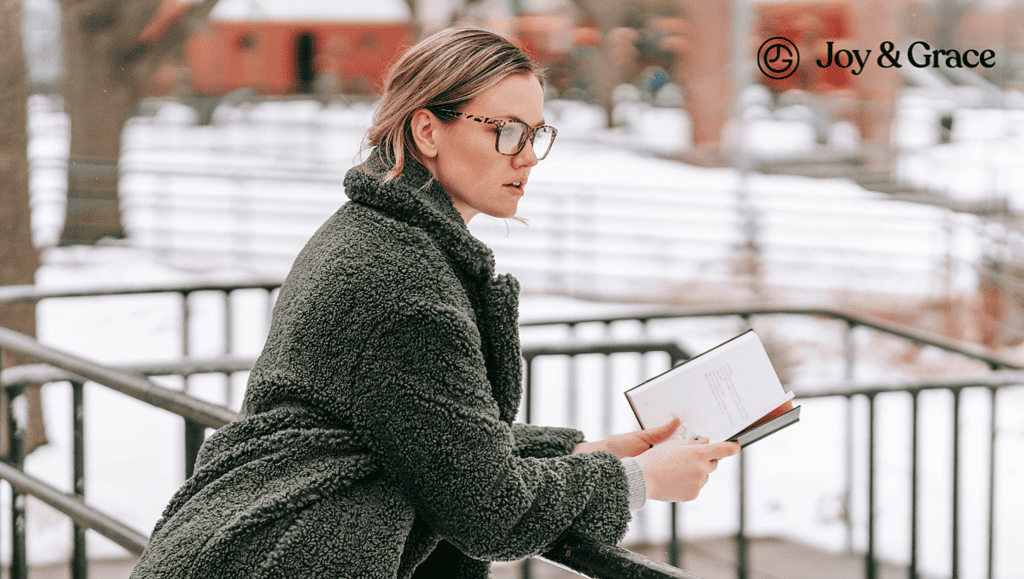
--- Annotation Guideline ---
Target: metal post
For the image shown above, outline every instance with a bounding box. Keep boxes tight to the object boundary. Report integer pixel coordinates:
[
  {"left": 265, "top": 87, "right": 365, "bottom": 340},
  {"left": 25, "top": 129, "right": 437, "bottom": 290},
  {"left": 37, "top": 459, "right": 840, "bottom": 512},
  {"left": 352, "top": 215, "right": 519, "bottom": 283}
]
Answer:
[
  {"left": 181, "top": 291, "right": 191, "bottom": 363},
  {"left": 6, "top": 385, "right": 28, "bottom": 579},
  {"left": 602, "top": 322, "right": 613, "bottom": 439},
  {"left": 844, "top": 322, "right": 856, "bottom": 553},
  {"left": 567, "top": 323, "right": 579, "bottom": 429},
  {"left": 867, "top": 394, "right": 876, "bottom": 579},
  {"left": 184, "top": 418, "right": 205, "bottom": 480},
  {"left": 952, "top": 388, "right": 961, "bottom": 579},
  {"left": 987, "top": 387, "right": 997, "bottom": 579},
  {"left": 182, "top": 291, "right": 196, "bottom": 479},
  {"left": 737, "top": 315, "right": 751, "bottom": 579},
  {"left": 224, "top": 290, "right": 234, "bottom": 406},
  {"left": 72, "top": 380, "right": 88, "bottom": 579},
  {"left": 909, "top": 391, "right": 919, "bottom": 579},
  {"left": 737, "top": 449, "right": 747, "bottom": 579},
  {"left": 524, "top": 357, "right": 533, "bottom": 425},
  {"left": 669, "top": 502, "right": 680, "bottom": 568}
]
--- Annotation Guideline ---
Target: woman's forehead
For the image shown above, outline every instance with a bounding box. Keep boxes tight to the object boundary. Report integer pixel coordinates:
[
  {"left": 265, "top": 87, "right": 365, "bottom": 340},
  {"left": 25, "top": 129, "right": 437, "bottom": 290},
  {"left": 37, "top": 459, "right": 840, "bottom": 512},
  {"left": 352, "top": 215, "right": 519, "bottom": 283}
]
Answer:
[{"left": 469, "top": 74, "right": 545, "bottom": 126}]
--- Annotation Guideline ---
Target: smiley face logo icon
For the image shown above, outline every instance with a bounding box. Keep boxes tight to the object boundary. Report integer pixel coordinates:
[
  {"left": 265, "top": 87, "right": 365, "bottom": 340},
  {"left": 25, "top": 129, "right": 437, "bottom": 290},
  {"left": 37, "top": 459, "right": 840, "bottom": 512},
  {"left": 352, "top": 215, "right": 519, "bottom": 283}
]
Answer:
[{"left": 758, "top": 37, "right": 800, "bottom": 80}]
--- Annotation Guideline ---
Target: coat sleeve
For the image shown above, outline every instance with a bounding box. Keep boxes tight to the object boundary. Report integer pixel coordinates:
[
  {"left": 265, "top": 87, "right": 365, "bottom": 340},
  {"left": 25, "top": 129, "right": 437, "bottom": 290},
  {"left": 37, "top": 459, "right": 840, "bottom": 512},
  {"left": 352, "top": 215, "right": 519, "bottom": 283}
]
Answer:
[
  {"left": 350, "top": 301, "right": 631, "bottom": 562},
  {"left": 511, "top": 423, "right": 584, "bottom": 458}
]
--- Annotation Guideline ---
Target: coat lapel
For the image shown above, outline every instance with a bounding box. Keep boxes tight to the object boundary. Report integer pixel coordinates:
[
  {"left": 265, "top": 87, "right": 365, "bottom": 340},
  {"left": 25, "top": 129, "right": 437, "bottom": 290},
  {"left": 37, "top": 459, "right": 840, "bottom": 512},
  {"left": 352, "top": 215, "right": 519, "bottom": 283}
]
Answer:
[{"left": 344, "top": 153, "right": 524, "bottom": 425}]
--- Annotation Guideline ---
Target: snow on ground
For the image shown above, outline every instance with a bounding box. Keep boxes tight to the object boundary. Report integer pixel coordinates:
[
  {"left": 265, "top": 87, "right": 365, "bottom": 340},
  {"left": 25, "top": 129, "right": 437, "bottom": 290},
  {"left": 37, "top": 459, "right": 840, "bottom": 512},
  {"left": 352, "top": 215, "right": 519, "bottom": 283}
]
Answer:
[{"left": 6, "top": 91, "right": 1024, "bottom": 578}]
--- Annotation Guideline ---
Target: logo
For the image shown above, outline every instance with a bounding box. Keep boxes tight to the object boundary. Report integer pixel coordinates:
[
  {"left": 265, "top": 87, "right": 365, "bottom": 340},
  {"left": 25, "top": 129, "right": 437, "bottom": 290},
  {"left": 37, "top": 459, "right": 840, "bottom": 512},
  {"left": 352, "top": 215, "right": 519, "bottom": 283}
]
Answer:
[{"left": 758, "top": 37, "right": 799, "bottom": 79}]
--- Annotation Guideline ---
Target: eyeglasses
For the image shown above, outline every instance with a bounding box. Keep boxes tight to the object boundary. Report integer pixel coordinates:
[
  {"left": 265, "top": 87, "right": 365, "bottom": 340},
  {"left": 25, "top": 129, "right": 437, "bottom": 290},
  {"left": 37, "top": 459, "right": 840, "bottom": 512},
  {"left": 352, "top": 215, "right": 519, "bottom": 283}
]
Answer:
[{"left": 436, "top": 109, "right": 557, "bottom": 160}]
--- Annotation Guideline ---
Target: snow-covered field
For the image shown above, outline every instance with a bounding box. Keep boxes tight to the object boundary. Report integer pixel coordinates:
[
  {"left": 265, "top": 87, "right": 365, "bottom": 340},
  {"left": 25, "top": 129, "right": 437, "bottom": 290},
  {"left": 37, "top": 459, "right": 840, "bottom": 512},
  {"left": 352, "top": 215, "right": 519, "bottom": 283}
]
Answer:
[{"left": 5, "top": 88, "right": 1024, "bottom": 578}]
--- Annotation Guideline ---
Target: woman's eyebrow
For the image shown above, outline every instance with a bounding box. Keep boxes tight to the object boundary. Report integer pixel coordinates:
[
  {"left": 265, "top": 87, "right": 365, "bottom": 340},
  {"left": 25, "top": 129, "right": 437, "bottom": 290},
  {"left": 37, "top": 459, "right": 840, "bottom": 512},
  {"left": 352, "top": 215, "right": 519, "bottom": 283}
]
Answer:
[{"left": 498, "top": 113, "right": 547, "bottom": 128}]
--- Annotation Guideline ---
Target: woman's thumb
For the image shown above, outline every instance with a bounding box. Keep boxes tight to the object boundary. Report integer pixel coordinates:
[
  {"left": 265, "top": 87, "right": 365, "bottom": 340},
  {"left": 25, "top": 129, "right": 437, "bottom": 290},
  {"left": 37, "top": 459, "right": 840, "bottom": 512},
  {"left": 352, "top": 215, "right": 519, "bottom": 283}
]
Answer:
[{"left": 644, "top": 417, "right": 681, "bottom": 445}]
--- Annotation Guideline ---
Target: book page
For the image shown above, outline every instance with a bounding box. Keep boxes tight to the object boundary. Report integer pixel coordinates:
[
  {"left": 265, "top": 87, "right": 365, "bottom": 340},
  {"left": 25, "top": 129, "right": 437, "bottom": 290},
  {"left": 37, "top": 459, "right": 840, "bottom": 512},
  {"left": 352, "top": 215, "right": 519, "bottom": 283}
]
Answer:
[{"left": 626, "top": 331, "right": 794, "bottom": 443}]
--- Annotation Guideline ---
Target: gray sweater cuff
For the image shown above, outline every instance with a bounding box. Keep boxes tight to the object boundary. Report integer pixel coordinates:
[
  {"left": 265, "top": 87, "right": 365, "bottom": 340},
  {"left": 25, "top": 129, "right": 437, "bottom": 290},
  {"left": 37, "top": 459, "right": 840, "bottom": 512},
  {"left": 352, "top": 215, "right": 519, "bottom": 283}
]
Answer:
[{"left": 620, "top": 457, "right": 647, "bottom": 511}]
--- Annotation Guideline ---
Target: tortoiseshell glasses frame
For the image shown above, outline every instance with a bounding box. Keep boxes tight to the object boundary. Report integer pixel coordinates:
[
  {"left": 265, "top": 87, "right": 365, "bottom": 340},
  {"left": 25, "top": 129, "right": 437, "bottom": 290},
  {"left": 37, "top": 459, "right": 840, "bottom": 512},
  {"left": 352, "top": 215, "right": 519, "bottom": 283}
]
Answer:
[{"left": 435, "top": 109, "right": 558, "bottom": 160}]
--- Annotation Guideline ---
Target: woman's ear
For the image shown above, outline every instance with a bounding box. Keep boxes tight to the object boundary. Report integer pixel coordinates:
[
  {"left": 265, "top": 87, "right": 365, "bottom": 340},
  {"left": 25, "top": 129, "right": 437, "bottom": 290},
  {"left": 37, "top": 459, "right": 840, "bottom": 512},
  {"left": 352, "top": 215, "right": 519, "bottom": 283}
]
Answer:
[{"left": 410, "top": 109, "right": 440, "bottom": 159}]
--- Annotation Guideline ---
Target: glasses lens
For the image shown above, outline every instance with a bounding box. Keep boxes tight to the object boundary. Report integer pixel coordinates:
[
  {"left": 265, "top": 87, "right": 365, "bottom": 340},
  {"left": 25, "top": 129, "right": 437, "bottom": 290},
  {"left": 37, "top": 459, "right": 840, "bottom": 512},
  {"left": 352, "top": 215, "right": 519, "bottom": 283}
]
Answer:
[
  {"left": 497, "top": 122, "right": 527, "bottom": 155},
  {"left": 533, "top": 126, "right": 555, "bottom": 160}
]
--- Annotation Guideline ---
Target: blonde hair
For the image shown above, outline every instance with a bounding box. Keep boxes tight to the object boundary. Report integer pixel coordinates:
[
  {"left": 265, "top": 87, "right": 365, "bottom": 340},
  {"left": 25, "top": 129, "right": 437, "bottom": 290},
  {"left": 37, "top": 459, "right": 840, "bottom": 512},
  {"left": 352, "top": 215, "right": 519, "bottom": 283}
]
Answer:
[{"left": 365, "top": 27, "right": 545, "bottom": 182}]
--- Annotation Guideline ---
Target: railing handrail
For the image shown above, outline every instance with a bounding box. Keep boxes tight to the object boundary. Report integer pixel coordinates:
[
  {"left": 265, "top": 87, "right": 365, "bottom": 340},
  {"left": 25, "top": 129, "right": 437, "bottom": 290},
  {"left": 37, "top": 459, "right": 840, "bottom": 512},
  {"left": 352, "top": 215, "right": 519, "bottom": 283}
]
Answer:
[
  {"left": 0, "top": 330, "right": 698, "bottom": 578},
  {"left": 4, "top": 279, "right": 1013, "bottom": 372},
  {"left": 521, "top": 303, "right": 1024, "bottom": 371},
  {"left": 0, "top": 279, "right": 282, "bottom": 305},
  {"left": 0, "top": 327, "right": 234, "bottom": 429},
  {"left": 0, "top": 462, "right": 149, "bottom": 555}
]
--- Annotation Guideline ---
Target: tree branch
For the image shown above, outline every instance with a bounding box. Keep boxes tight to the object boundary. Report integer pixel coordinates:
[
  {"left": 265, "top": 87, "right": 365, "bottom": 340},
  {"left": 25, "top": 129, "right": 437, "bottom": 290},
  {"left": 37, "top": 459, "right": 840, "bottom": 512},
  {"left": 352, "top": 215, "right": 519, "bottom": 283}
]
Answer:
[{"left": 124, "top": 0, "right": 222, "bottom": 85}]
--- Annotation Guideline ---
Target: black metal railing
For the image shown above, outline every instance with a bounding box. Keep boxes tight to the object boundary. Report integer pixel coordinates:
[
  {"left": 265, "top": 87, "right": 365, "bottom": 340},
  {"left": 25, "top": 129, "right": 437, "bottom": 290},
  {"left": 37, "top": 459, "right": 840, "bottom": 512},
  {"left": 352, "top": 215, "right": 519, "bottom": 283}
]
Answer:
[
  {"left": 3, "top": 282, "right": 1023, "bottom": 579},
  {"left": 520, "top": 305, "right": 1023, "bottom": 579},
  {"left": 0, "top": 328, "right": 702, "bottom": 578}
]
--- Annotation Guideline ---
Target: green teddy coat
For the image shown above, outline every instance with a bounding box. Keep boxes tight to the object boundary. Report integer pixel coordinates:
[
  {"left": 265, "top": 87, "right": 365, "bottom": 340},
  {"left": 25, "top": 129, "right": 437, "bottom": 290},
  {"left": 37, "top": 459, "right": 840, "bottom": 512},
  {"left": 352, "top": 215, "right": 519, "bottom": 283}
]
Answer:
[{"left": 130, "top": 152, "right": 632, "bottom": 579}]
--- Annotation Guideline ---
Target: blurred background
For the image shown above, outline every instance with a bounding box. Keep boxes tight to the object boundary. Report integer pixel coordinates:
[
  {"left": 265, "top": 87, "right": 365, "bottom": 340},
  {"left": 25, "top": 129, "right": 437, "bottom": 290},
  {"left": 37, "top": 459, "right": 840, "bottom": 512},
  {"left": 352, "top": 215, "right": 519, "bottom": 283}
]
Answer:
[{"left": 2, "top": 0, "right": 1024, "bottom": 578}]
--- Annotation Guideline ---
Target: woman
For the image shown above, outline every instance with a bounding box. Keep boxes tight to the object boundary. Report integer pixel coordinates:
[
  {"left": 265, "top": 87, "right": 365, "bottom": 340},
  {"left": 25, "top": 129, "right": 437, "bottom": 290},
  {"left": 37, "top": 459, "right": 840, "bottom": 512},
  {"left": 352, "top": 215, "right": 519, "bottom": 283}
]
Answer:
[{"left": 131, "top": 27, "right": 739, "bottom": 579}]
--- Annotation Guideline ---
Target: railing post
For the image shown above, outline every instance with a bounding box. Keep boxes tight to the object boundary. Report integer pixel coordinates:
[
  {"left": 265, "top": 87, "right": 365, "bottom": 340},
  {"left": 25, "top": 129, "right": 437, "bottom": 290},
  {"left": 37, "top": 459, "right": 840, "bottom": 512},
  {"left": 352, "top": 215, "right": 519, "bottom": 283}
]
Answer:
[
  {"left": 843, "top": 321, "right": 856, "bottom": 554},
  {"left": 521, "top": 355, "right": 534, "bottom": 579},
  {"left": 567, "top": 323, "right": 579, "bottom": 428},
  {"left": 72, "top": 380, "right": 88, "bottom": 579},
  {"left": 224, "top": 290, "right": 234, "bottom": 406},
  {"left": 5, "top": 384, "right": 28, "bottom": 579},
  {"left": 736, "top": 314, "right": 751, "bottom": 579},
  {"left": 669, "top": 502, "right": 680, "bottom": 568},
  {"left": 866, "top": 393, "right": 877, "bottom": 579},
  {"left": 181, "top": 291, "right": 200, "bottom": 479},
  {"left": 523, "top": 356, "right": 533, "bottom": 425},
  {"left": 909, "top": 390, "right": 919, "bottom": 579},
  {"left": 952, "top": 388, "right": 961, "bottom": 579},
  {"left": 602, "top": 322, "right": 613, "bottom": 439},
  {"left": 736, "top": 449, "right": 748, "bottom": 579},
  {"left": 181, "top": 290, "right": 192, "bottom": 364},
  {"left": 987, "top": 385, "right": 998, "bottom": 579},
  {"left": 184, "top": 417, "right": 205, "bottom": 480}
]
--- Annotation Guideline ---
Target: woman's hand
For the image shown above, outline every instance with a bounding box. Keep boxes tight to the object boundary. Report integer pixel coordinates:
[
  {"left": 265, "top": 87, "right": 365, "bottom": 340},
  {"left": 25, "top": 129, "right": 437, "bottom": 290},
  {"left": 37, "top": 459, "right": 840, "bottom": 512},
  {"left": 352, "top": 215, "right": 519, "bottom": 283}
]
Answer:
[
  {"left": 572, "top": 417, "right": 682, "bottom": 459},
  {"left": 635, "top": 438, "right": 741, "bottom": 502}
]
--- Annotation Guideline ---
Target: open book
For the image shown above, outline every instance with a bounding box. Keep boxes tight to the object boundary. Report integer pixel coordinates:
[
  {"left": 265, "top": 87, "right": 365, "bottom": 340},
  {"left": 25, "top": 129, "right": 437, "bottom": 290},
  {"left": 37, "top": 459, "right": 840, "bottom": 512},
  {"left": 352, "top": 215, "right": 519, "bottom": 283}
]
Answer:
[{"left": 625, "top": 330, "right": 800, "bottom": 448}]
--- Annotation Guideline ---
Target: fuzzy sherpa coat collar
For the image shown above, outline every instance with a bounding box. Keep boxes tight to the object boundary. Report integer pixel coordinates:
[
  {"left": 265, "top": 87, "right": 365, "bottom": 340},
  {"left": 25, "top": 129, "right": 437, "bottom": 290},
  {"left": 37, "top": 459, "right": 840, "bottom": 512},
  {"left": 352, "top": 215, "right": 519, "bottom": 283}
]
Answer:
[
  {"left": 342, "top": 152, "right": 525, "bottom": 424},
  {"left": 344, "top": 151, "right": 497, "bottom": 285}
]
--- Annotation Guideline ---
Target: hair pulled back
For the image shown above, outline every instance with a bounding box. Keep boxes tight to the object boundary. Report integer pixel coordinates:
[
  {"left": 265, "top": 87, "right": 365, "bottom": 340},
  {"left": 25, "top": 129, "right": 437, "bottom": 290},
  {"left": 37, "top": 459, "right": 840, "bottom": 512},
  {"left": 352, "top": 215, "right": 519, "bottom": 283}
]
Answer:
[{"left": 365, "top": 27, "right": 544, "bottom": 182}]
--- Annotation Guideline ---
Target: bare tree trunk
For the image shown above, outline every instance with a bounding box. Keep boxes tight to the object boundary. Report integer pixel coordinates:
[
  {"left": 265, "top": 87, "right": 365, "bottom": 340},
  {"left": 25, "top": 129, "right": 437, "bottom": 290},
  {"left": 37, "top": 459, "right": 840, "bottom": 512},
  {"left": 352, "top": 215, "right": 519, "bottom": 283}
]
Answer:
[
  {"left": 569, "top": 0, "right": 636, "bottom": 127},
  {"left": 57, "top": 0, "right": 222, "bottom": 245},
  {"left": 674, "top": 0, "right": 733, "bottom": 152},
  {"left": 1, "top": 0, "right": 48, "bottom": 455},
  {"left": 59, "top": 15, "right": 135, "bottom": 245}
]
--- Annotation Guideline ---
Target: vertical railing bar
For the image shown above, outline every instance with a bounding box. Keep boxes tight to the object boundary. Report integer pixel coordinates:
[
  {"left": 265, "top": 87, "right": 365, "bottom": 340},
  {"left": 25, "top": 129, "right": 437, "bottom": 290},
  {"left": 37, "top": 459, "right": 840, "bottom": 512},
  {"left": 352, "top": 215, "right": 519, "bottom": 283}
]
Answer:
[
  {"left": 6, "top": 384, "right": 28, "bottom": 579},
  {"left": 224, "top": 290, "right": 234, "bottom": 406},
  {"left": 737, "top": 313, "right": 752, "bottom": 579},
  {"left": 668, "top": 336, "right": 685, "bottom": 570},
  {"left": 952, "top": 388, "right": 961, "bottom": 579},
  {"left": 867, "top": 393, "right": 876, "bottom": 579},
  {"left": 181, "top": 290, "right": 191, "bottom": 365},
  {"left": 602, "top": 322, "right": 613, "bottom": 439},
  {"left": 737, "top": 449, "right": 747, "bottom": 579},
  {"left": 184, "top": 413, "right": 205, "bottom": 481},
  {"left": 181, "top": 290, "right": 196, "bottom": 480},
  {"left": 71, "top": 380, "right": 88, "bottom": 579},
  {"left": 987, "top": 385, "right": 997, "bottom": 579},
  {"left": 843, "top": 321, "right": 857, "bottom": 554},
  {"left": 521, "top": 357, "right": 533, "bottom": 578},
  {"left": 524, "top": 356, "right": 534, "bottom": 425},
  {"left": 637, "top": 319, "right": 653, "bottom": 558},
  {"left": 266, "top": 288, "right": 276, "bottom": 332},
  {"left": 669, "top": 502, "right": 680, "bottom": 569},
  {"left": 567, "top": 323, "right": 579, "bottom": 429},
  {"left": 909, "top": 390, "right": 919, "bottom": 579}
]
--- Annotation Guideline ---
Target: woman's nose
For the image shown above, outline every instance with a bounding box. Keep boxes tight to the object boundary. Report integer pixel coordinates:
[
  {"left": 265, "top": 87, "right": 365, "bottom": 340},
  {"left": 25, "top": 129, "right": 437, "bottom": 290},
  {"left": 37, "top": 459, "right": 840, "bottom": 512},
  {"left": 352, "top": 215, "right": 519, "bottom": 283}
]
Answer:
[{"left": 515, "top": 141, "right": 539, "bottom": 168}]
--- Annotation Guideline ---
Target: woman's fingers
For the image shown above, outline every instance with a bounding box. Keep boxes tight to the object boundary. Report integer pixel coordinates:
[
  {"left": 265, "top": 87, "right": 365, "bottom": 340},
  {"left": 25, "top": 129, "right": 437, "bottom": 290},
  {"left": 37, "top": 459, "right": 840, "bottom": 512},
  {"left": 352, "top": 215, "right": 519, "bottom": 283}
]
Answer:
[{"left": 641, "top": 417, "right": 681, "bottom": 446}]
